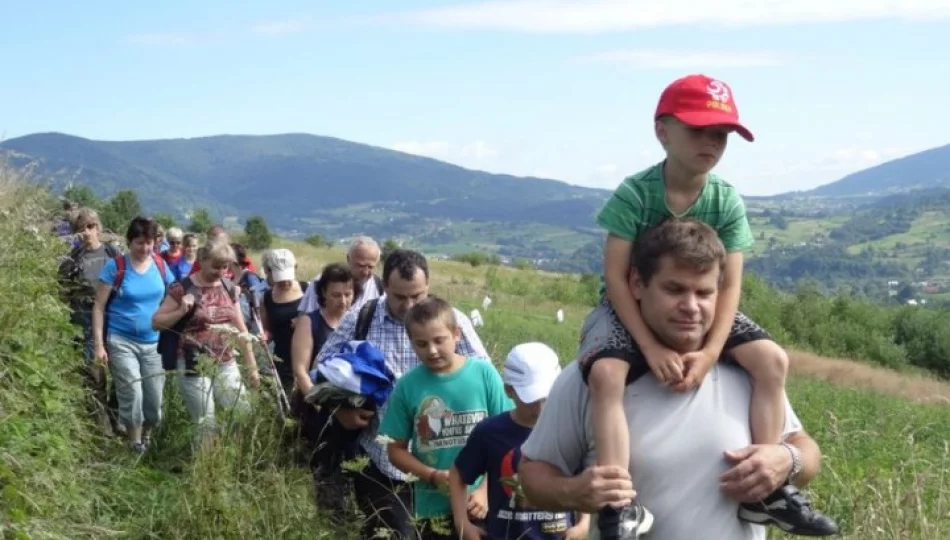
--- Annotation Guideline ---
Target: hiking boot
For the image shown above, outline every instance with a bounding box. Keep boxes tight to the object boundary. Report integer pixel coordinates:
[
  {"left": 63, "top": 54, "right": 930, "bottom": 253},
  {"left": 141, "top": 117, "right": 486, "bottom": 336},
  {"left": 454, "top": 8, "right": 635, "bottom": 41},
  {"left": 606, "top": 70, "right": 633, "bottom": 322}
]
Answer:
[
  {"left": 598, "top": 501, "right": 654, "bottom": 540},
  {"left": 129, "top": 441, "right": 147, "bottom": 455},
  {"left": 738, "top": 483, "right": 839, "bottom": 536}
]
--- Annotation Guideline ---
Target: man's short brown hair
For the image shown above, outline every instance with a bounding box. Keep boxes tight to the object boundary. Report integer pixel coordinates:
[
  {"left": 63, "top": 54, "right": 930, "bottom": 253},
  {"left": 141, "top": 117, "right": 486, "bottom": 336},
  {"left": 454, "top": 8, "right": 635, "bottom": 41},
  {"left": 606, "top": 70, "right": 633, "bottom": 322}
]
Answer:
[{"left": 632, "top": 218, "right": 726, "bottom": 285}]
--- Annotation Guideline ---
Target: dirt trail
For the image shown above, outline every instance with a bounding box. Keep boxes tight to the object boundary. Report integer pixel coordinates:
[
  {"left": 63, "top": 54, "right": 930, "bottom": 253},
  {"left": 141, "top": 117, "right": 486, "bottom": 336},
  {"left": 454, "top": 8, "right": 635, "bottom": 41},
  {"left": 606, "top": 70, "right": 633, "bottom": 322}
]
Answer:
[{"left": 789, "top": 350, "right": 950, "bottom": 404}]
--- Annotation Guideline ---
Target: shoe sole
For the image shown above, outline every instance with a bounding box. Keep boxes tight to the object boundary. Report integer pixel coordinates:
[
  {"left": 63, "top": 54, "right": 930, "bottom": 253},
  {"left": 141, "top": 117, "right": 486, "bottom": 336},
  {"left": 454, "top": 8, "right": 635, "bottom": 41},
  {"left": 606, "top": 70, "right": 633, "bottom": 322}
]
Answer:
[
  {"left": 635, "top": 511, "right": 655, "bottom": 536},
  {"left": 599, "top": 508, "right": 655, "bottom": 540},
  {"left": 738, "top": 508, "right": 838, "bottom": 537}
]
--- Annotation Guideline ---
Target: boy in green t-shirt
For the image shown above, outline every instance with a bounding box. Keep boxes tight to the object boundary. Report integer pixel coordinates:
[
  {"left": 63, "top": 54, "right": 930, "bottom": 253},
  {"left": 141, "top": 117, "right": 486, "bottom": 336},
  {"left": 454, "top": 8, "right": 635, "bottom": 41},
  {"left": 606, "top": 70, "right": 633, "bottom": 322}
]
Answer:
[
  {"left": 578, "top": 74, "right": 838, "bottom": 539},
  {"left": 380, "top": 296, "right": 512, "bottom": 539}
]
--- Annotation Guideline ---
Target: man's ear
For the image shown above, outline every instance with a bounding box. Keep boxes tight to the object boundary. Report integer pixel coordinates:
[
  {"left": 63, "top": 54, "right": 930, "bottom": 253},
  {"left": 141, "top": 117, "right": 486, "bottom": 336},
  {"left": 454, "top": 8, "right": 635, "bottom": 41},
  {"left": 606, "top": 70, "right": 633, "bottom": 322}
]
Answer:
[{"left": 629, "top": 270, "right": 645, "bottom": 301}]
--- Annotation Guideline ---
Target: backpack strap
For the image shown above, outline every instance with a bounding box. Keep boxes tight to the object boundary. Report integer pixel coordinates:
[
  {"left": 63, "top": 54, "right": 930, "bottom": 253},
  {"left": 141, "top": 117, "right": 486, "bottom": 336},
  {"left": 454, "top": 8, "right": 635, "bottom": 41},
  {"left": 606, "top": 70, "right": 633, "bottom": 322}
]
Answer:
[
  {"left": 220, "top": 277, "right": 237, "bottom": 303},
  {"left": 176, "top": 277, "right": 199, "bottom": 318},
  {"left": 104, "top": 242, "right": 120, "bottom": 259},
  {"left": 151, "top": 252, "right": 169, "bottom": 283},
  {"left": 354, "top": 298, "right": 379, "bottom": 341},
  {"left": 112, "top": 254, "right": 127, "bottom": 293}
]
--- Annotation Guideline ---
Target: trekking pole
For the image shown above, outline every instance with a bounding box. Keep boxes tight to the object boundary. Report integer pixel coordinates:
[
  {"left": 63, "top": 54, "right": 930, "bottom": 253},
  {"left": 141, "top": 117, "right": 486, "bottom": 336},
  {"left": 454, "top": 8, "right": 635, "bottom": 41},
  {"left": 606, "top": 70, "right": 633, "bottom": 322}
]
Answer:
[{"left": 250, "top": 306, "right": 293, "bottom": 418}]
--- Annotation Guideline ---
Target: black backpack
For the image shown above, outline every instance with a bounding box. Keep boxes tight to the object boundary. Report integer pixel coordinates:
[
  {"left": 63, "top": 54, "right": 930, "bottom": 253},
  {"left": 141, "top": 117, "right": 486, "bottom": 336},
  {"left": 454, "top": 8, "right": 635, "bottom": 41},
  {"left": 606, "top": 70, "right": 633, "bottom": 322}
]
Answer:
[
  {"left": 158, "top": 276, "right": 236, "bottom": 373},
  {"left": 354, "top": 298, "right": 378, "bottom": 341}
]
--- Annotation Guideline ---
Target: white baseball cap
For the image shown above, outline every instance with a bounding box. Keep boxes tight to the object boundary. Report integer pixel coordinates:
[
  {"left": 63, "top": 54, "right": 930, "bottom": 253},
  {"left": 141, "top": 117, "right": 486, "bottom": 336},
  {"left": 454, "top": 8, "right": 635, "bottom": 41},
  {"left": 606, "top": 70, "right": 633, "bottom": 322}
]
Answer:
[
  {"left": 502, "top": 342, "right": 562, "bottom": 404},
  {"left": 268, "top": 248, "right": 297, "bottom": 283}
]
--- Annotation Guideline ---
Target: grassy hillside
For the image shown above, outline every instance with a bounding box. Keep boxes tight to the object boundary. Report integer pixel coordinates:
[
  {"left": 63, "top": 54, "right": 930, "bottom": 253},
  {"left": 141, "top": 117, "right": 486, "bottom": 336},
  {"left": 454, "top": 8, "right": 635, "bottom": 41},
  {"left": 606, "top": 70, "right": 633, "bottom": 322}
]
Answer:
[
  {"left": 742, "top": 192, "right": 950, "bottom": 300},
  {"left": 4, "top": 178, "right": 950, "bottom": 538}
]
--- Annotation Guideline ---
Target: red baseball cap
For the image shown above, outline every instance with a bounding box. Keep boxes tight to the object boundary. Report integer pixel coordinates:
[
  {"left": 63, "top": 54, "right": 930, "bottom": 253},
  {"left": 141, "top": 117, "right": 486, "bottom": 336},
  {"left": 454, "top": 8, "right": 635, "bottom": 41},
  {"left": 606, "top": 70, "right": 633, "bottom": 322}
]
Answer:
[{"left": 654, "top": 74, "right": 754, "bottom": 142}]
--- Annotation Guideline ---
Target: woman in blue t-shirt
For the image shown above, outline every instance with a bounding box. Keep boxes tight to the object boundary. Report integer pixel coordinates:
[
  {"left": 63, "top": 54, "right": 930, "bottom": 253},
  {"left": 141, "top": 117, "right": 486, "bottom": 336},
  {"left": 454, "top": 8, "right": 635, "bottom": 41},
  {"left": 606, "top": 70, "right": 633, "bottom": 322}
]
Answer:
[{"left": 92, "top": 217, "right": 175, "bottom": 454}]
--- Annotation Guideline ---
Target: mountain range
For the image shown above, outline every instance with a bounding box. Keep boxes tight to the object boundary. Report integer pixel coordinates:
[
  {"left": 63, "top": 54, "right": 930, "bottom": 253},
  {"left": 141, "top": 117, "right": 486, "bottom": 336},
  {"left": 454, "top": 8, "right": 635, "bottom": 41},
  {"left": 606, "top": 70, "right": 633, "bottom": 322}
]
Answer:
[{"left": 2, "top": 132, "right": 948, "bottom": 269}]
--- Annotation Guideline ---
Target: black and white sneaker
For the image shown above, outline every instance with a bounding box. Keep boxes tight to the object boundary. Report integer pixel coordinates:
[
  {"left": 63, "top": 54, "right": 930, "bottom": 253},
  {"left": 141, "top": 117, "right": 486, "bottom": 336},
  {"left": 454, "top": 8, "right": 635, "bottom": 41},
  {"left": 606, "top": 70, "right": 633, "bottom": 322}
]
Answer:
[
  {"left": 598, "top": 501, "right": 654, "bottom": 540},
  {"left": 738, "top": 483, "right": 839, "bottom": 537}
]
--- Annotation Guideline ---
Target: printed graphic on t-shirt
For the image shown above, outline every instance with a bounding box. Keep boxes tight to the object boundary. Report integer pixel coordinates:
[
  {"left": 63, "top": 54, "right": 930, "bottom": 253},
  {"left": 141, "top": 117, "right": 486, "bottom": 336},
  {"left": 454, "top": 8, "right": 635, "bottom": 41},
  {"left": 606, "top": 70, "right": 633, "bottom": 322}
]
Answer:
[
  {"left": 414, "top": 395, "right": 486, "bottom": 453},
  {"left": 498, "top": 446, "right": 571, "bottom": 534}
]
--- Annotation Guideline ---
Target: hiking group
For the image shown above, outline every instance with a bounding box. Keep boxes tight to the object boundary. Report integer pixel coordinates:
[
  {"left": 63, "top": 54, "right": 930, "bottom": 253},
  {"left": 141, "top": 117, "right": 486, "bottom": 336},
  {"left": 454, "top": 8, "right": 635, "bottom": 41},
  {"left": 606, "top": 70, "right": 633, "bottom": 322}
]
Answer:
[{"left": 56, "top": 73, "right": 840, "bottom": 539}]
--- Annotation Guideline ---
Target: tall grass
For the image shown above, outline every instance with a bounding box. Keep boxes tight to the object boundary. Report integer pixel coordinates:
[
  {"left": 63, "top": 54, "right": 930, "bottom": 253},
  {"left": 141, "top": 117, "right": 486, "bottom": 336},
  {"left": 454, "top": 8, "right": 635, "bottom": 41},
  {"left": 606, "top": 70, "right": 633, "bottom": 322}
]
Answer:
[
  {"left": 0, "top": 163, "right": 99, "bottom": 539},
  {"left": 0, "top": 162, "right": 323, "bottom": 539}
]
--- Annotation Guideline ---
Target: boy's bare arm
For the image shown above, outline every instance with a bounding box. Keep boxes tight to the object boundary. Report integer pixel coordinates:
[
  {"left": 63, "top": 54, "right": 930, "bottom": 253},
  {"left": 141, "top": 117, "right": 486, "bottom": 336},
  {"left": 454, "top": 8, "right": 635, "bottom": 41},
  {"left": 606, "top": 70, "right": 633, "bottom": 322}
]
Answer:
[
  {"left": 449, "top": 466, "right": 485, "bottom": 534},
  {"left": 387, "top": 440, "right": 441, "bottom": 484},
  {"left": 604, "top": 235, "right": 660, "bottom": 352},
  {"left": 704, "top": 251, "right": 744, "bottom": 356}
]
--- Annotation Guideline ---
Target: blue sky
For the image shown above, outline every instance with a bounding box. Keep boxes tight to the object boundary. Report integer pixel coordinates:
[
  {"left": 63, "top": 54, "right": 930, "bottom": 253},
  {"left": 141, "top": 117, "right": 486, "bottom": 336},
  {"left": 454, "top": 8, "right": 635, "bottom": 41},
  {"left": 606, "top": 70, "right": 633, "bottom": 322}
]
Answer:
[{"left": 1, "top": 1, "right": 948, "bottom": 195}]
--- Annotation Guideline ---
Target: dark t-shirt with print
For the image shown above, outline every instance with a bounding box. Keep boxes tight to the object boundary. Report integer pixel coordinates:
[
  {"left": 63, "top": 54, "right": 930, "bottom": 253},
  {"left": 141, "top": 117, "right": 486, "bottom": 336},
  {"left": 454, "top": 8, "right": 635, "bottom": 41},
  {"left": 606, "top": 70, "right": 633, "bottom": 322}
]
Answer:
[
  {"left": 60, "top": 244, "right": 113, "bottom": 310},
  {"left": 454, "top": 412, "right": 575, "bottom": 539}
]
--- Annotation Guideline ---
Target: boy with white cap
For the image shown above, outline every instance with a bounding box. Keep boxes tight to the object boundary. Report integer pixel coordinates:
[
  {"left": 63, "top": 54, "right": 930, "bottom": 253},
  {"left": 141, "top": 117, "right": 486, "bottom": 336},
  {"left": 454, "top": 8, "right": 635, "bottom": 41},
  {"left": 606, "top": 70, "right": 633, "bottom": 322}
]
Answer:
[{"left": 449, "top": 343, "right": 590, "bottom": 539}]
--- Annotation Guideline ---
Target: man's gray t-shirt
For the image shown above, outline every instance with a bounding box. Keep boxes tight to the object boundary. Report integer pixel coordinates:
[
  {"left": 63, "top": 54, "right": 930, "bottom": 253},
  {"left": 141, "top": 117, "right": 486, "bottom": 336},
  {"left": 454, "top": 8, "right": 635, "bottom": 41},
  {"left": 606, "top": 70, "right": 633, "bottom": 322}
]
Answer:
[
  {"left": 66, "top": 245, "right": 110, "bottom": 310},
  {"left": 521, "top": 362, "right": 803, "bottom": 540},
  {"left": 81, "top": 246, "right": 110, "bottom": 291}
]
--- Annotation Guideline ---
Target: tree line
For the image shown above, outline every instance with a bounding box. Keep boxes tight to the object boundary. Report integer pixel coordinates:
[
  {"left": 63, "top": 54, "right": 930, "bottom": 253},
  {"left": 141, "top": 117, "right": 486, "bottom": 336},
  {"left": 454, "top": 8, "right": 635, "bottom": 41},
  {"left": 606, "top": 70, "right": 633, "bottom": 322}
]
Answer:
[{"left": 62, "top": 185, "right": 274, "bottom": 250}]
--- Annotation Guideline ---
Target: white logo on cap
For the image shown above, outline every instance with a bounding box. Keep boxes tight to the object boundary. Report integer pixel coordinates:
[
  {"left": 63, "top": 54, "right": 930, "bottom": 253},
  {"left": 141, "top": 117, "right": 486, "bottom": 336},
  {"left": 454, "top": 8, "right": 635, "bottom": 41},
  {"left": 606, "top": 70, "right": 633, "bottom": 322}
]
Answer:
[{"left": 707, "top": 80, "right": 730, "bottom": 103}]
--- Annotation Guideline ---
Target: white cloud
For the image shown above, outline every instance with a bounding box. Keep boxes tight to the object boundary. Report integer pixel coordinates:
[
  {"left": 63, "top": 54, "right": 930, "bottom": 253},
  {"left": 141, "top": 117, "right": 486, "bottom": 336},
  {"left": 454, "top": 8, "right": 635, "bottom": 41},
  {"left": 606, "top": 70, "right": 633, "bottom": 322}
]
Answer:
[
  {"left": 390, "top": 140, "right": 499, "bottom": 161},
  {"left": 819, "top": 147, "right": 911, "bottom": 171},
  {"left": 391, "top": 140, "right": 454, "bottom": 157},
  {"left": 596, "top": 164, "right": 619, "bottom": 176},
  {"left": 392, "top": 0, "right": 950, "bottom": 33},
  {"left": 575, "top": 49, "right": 784, "bottom": 69},
  {"left": 459, "top": 141, "right": 499, "bottom": 159}
]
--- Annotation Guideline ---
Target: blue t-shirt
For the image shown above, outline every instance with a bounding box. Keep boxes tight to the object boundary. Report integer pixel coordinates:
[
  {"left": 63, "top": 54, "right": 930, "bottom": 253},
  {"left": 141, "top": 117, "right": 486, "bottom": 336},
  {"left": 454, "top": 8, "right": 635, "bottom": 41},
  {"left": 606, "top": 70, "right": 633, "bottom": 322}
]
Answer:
[
  {"left": 170, "top": 259, "right": 194, "bottom": 282},
  {"left": 455, "top": 413, "right": 575, "bottom": 539},
  {"left": 379, "top": 357, "right": 513, "bottom": 519},
  {"left": 98, "top": 255, "right": 175, "bottom": 343}
]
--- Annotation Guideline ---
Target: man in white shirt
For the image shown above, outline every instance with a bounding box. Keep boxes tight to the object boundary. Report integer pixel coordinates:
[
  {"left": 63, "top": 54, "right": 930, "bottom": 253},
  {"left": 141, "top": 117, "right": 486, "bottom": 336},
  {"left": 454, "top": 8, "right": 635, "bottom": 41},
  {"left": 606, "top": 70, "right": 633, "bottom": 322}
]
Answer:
[
  {"left": 518, "top": 218, "right": 838, "bottom": 540},
  {"left": 297, "top": 235, "right": 383, "bottom": 315}
]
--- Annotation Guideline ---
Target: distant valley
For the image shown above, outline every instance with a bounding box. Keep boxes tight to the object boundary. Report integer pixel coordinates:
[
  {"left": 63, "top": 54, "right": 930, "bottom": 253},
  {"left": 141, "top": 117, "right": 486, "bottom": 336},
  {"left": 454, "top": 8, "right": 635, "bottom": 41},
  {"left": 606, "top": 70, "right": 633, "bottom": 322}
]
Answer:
[{"left": 3, "top": 132, "right": 950, "bottom": 303}]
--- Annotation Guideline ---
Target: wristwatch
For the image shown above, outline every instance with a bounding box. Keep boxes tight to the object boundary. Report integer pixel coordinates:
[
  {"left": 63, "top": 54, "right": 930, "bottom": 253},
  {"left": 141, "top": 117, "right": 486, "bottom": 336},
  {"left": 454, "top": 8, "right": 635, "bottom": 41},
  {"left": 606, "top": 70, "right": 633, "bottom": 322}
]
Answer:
[{"left": 781, "top": 442, "right": 802, "bottom": 482}]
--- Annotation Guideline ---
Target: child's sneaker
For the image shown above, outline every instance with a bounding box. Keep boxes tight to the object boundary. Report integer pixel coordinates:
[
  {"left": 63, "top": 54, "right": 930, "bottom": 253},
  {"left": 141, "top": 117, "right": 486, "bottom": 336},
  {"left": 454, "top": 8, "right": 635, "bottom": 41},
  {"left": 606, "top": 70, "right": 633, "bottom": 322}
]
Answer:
[
  {"left": 598, "top": 501, "right": 654, "bottom": 540},
  {"left": 738, "top": 483, "right": 839, "bottom": 536}
]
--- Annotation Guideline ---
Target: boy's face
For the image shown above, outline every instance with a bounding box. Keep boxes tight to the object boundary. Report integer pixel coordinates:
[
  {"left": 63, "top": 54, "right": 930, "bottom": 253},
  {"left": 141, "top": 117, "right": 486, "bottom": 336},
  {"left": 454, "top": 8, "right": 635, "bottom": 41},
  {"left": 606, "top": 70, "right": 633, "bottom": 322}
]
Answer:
[
  {"left": 505, "top": 386, "right": 546, "bottom": 424},
  {"left": 408, "top": 320, "right": 461, "bottom": 374},
  {"left": 656, "top": 117, "right": 732, "bottom": 175},
  {"left": 78, "top": 219, "right": 100, "bottom": 245}
]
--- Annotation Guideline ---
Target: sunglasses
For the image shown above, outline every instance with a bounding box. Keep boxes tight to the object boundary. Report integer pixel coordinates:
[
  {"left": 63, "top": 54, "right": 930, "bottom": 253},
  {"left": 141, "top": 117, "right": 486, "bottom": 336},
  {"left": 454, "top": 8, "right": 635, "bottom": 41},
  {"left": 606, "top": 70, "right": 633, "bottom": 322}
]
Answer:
[{"left": 83, "top": 222, "right": 99, "bottom": 230}]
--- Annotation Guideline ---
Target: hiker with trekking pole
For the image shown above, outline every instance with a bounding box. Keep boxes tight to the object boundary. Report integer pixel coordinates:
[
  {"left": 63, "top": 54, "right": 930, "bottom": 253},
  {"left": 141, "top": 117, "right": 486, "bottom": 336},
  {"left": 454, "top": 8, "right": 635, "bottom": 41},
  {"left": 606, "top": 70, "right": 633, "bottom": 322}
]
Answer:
[
  {"left": 256, "top": 248, "right": 310, "bottom": 398},
  {"left": 250, "top": 303, "right": 293, "bottom": 419},
  {"left": 151, "top": 240, "right": 260, "bottom": 447}
]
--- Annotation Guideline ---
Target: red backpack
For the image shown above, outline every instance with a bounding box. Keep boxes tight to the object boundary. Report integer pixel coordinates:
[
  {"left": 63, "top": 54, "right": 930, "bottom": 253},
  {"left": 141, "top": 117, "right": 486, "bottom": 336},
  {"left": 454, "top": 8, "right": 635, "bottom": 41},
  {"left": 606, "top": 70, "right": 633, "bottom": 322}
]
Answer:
[{"left": 109, "top": 253, "right": 170, "bottom": 299}]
